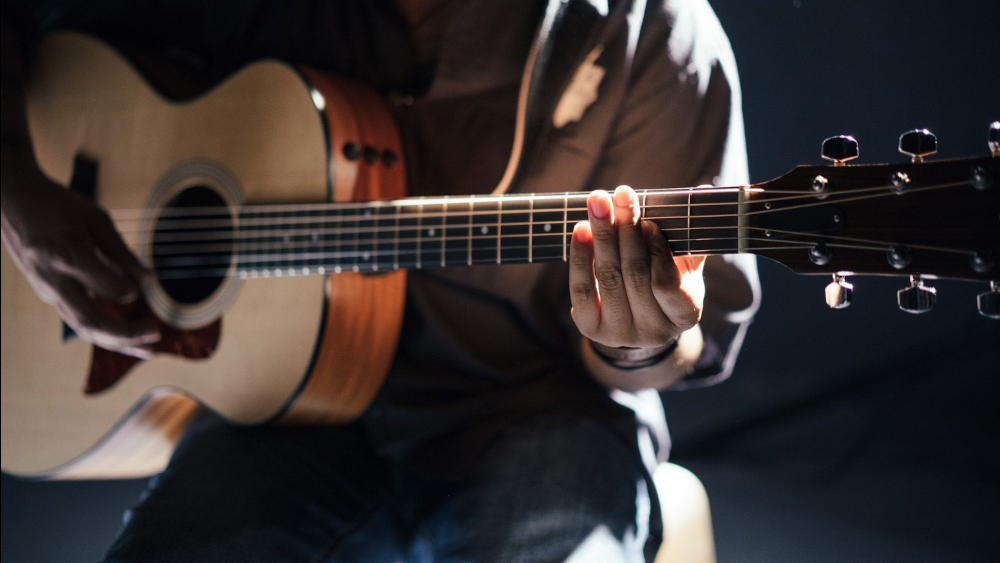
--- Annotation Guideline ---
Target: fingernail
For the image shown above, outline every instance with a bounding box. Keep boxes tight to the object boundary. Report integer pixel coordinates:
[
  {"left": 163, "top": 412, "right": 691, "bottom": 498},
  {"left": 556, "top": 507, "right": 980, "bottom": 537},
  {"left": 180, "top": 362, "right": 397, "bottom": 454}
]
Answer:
[
  {"left": 613, "top": 185, "right": 634, "bottom": 208},
  {"left": 588, "top": 192, "right": 610, "bottom": 219},
  {"left": 573, "top": 221, "right": 592, "bottom": 243}
]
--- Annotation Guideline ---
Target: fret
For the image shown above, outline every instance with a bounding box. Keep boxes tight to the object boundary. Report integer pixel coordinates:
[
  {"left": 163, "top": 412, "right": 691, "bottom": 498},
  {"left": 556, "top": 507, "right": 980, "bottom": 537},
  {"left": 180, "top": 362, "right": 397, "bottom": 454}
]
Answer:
[
  {"left": 563, "top": 193, "right": 569, "bottom": 262},
  {"left": 374, "top": 204, "right": 396, "bottom": 272},
  {"left": 303, "top": 207, "right": 322, "bottom": 274},
  {"left": 495, "top": 199, "right": 503, "bottom": 264},
  {"left": 440, "top": 201, "right": 448, "bottom": 267},
  {"left": 355, "top": 207, "right": 375, "bottom": 271},
  {"left": 642, "top": 188, "right": 741, "bottom": 255},
  {"left": 532, "top": 196, "right": 568, "bottom": 263},
  {"left": 398, "top": 203, "right": 420, "bottom": 269},
  {"left": 471, "top": 200, "right": 499, "bottom": 265},
  {"left": 328, "top": 206, "right": 343, "bottom": 273},
  {"left": 236, "top": 208, "right": 255, "bottom": 275},
  {"left": 444, "top": 199, "right": 471, "bottom": 267},
  {"left": 393, "top": 204, "right": 401, "bottom": 270},
  {"left": 420, "top": 202, "right": 445, "bottom": 268},
  {"left": 499, "top": 198, "right": 531, "bottom": 264},
  {"left": 466, "top": 197, "right": 474, "bottom": 266},
  {"left": 687, "top": 189, "right": 741, "bottom": 254},
  {"left": 528, "top": 197, "right": 534, "bottom": 263}
]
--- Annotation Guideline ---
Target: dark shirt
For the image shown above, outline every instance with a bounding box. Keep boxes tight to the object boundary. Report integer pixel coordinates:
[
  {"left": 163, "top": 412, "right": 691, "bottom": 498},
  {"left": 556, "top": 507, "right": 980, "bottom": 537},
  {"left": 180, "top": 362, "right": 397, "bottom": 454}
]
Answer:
[{"left": 3, "top": 0, "right": 760, "bottom": 477}]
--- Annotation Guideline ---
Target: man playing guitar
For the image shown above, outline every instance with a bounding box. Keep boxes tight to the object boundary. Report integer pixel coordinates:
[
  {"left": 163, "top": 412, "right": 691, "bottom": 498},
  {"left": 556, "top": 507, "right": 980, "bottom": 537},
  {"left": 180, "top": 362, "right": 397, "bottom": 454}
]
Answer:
[{"left": 0, "top": 0, "right": 758, "bottom": 560}]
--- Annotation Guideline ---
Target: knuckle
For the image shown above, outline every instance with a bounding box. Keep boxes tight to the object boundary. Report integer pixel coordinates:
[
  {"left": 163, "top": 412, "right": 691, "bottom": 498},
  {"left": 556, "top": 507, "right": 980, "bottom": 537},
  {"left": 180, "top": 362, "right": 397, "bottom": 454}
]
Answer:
[
  {"left": 570, "top": 281, "right": 596, "bottom": 303},
  {"left": 592, "top": 226, "right": 617, "bottom": 244},
  {"left": 570, "top": 248, "right": 592, "bottom": 267},
  {"left": 622, "top": 259, "right": 651, "bottom": 288},
  {"left": 594, "top": 265, "right": 624, "bottom": 292}
]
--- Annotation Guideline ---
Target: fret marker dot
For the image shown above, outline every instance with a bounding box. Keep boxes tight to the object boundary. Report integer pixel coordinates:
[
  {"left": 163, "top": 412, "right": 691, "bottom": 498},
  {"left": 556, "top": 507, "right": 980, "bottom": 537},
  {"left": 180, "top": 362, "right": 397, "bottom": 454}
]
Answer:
[
  {"left": 362, "top": 251, "right": 371, "bottom": 261},
  {"left": 544, "top": 223, "right": 552, "bottom": 232},
  {"left": 481, "top": 226, "right": 489, "bottom": 235},
  {"left": 275, "top": 270, "right": 283, "bottom": 277},
  {"left": 317, "top": 267, "right": 326, "bottom": 275},
  {"left": 352, "top": 265, "right": 360, "bottom": 272},
  {"left": 428, "top": 228, "right": 436, "bottom": 237},
  {"left": 372, "top": 264, "right": 379, "bottom": 271},
  {"left": 288, "top": 268, "right": 296, "bottom": 276},
  {"left": 302, "top": 267, "right": 310, "bottom": 275}
]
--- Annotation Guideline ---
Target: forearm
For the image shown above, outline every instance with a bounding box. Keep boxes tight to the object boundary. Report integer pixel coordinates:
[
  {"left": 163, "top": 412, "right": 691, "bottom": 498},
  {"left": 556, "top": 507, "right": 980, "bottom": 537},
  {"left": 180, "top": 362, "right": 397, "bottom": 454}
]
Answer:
[{"left": 581, "top": 325, "right": 704, "bottom": 392}]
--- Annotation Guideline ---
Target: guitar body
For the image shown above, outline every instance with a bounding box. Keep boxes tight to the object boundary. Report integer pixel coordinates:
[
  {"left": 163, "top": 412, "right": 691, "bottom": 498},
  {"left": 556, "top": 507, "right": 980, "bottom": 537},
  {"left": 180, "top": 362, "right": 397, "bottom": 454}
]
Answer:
[{"left": 0, "top": 33, "right": 406, "bottom": 478}]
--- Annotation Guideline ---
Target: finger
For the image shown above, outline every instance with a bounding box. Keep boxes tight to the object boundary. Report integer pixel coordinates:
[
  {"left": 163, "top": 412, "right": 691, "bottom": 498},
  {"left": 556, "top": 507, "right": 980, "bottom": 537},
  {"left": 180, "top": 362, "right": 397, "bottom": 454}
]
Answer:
[
  {"left": 90, "top": 209, "right": 151, "bottom": 282},
  {"left": 645, "top": 222, "right": 701, "bottom": 330},
  {"left": 586, "top": 190, "right": 630, "bottom": 337},
  {"left": 58, "top": 241, "right": 141, "bottom": 303},
  {"left": 613, "top": 187, "right": 670, "bottom": 344},
  {"left": 55, "top": 279, "right": 160, "bottom": 353},
  {"left": 568, "top": 221, "right": 599, "bottom": 337}
]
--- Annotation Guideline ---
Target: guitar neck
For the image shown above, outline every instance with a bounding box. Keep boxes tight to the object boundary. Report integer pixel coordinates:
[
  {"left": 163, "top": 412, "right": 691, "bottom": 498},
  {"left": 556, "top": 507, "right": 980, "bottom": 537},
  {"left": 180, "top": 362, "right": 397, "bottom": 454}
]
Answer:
[{"left": 220, "top": 188, "right": 746, "bottom": 278}]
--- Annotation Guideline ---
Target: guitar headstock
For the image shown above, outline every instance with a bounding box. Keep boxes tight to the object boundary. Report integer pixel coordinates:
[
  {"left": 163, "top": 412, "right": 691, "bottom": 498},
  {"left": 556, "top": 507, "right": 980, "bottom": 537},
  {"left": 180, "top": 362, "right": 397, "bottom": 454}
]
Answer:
[{"left": 744, "top": 124, "right": 1000, "bottom": 317}]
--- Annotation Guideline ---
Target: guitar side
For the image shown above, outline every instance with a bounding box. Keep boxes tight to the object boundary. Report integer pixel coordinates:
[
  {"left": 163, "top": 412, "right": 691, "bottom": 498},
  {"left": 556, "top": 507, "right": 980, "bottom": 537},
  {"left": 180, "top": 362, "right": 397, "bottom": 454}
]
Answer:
[{"left": 0, "top": 33, "right": 405, "bottom": 478}]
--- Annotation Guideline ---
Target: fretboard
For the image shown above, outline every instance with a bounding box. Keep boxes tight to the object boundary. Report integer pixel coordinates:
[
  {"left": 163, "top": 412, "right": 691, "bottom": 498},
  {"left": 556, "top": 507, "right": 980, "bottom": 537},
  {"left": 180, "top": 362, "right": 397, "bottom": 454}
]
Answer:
[{"left": 153, "top": 188, "right": 744, "bottom": 280}]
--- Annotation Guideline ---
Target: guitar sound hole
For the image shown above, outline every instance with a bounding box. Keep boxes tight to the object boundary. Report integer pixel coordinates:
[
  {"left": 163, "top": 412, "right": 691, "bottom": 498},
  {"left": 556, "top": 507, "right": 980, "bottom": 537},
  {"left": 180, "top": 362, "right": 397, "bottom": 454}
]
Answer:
[{"left": 151, "top": 186, "right": 233, "bottom": 304}]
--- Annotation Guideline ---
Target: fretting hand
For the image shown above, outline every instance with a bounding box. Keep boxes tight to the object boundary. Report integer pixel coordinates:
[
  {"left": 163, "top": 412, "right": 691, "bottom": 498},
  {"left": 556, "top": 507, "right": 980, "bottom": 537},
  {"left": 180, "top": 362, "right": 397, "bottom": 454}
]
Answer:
[{"left": 569, "top": 185, "right": 706, "bottom": 358}]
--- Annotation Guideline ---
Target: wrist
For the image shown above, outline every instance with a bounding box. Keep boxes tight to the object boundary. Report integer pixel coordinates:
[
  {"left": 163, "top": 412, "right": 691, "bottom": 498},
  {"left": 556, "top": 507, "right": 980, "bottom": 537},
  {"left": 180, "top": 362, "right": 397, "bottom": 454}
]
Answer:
[{"left": 587, "top": 338, "right": 678, "bottom": 371}]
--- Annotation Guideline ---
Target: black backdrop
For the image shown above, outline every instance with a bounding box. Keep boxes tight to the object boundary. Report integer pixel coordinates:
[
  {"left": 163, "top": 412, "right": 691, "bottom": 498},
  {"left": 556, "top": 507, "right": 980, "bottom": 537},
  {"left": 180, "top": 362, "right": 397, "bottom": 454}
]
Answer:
[{"left": 3, "top": 1, "right": 998, "bottom": 561}]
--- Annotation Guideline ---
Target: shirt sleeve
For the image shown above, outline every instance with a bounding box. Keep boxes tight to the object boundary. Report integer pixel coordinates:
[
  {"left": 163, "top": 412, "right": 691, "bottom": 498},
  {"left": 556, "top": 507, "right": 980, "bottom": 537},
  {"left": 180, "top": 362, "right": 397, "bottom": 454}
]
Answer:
[{"left": 584, "top": 0, "right": 760, "bottom": 389}]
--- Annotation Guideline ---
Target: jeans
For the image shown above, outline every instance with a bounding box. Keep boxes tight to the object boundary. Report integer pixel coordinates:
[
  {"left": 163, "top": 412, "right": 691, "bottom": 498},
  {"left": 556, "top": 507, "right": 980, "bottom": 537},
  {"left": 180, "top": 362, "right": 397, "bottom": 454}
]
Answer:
[{"left": 103, "top": 412, "right": 658, "bottom": 563}]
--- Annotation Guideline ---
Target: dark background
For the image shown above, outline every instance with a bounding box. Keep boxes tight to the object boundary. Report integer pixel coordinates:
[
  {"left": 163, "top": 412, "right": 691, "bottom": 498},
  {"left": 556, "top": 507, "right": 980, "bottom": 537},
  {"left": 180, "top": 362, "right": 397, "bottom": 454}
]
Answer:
[{"left": 3, "top": 1, "right": 999, "bottom": 561}]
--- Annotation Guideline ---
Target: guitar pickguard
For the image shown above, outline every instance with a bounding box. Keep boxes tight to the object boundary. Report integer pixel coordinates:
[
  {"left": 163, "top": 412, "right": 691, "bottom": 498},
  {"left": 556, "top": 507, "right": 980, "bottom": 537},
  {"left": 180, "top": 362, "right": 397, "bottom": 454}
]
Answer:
[{"left": 85, "top": 298, "right": 220, "bottom": 395}]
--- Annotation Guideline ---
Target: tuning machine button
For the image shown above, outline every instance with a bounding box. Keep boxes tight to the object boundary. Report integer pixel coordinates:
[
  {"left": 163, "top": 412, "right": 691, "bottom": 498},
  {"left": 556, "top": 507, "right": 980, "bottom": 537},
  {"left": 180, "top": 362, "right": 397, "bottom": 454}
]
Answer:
[
  {"left": 978, "top": 281, "right": 1000, "bottom": 319},
  {"left": 825, "top": 274, "right": 853, "bottom": 309},
  {"left": 899, "top": 129, "right": 937, "bottom": 162},
  {"left": 821, "top": 135, "right": 859, "bottom": 166},
  {"left": 898, "top": 275, "right": 936, "bottom": 314},
  {"left": 989, "top": 121, "right": 999, "bottom": 157}
]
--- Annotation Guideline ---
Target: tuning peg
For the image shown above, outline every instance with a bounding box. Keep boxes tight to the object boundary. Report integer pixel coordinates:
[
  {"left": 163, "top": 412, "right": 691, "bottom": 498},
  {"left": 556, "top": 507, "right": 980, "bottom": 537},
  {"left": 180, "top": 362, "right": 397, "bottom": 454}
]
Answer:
[
  {"left": 825, "top": 274, "right": 853, "bottom": 309},
  {"left": 989, "top": 122, "right": 999, "bottom": 157},
  {"left": 898, "top": 275, "right": 936, "bottom": 314},
  {"left": 978, "top": 281, "right": 1000, "bottom": 319},
  {"left": 899, "top": 129, "right": 937, "bottom": 162},
  {"left": 821, "top": 135, "right": 859, "bottom": 166}
]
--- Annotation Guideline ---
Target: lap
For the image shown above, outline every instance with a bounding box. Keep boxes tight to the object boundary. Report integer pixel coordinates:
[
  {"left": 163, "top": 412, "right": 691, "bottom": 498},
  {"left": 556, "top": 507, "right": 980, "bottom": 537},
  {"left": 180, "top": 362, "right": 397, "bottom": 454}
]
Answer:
[{"left": 104, "top": 412, "right": 652, "bottom": 563}]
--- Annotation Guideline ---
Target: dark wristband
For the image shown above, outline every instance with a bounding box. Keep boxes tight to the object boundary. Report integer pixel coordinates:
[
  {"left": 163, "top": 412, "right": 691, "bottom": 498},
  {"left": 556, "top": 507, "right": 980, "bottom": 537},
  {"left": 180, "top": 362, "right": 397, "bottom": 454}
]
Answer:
[{"left": 588, "top": 338, "right": 679, "bottom": 371}]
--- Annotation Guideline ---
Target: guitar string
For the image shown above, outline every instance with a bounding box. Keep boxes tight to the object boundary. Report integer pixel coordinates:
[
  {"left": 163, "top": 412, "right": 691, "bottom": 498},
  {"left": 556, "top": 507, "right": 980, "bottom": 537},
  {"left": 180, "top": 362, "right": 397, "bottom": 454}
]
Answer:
[
  {"left": 113, "top": 181, "right": 966, "bottom": 246},
  {"left": 126, "top": 181, "right": 976, "bottom": 269},
  {"left": 107, "top": 186, "right": 763, "bottom": 220},
  {"left": 152, "top": 235, "right": 772, "bottom": 269},
  {"left": 150, "top": 239, "right": 887, "bottom": 280},
  {"left": 109, "top": 181, "right": 936, "bottom": 232},
  {"left": 150, "top": 224, "right": 745, "bottom": 255},
  {"left": 146, "top": 222, "right": 976, "bottom": 262},
  {"left": 150, "top": 232, "right": 946, "bottom": 271}
]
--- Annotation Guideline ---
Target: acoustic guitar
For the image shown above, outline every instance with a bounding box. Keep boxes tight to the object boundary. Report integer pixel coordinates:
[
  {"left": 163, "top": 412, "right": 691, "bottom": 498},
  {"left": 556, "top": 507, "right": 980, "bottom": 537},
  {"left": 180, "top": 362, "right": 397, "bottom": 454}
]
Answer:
[{"left": 2, "top": 33, "right": 998, "bottom": 483}]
